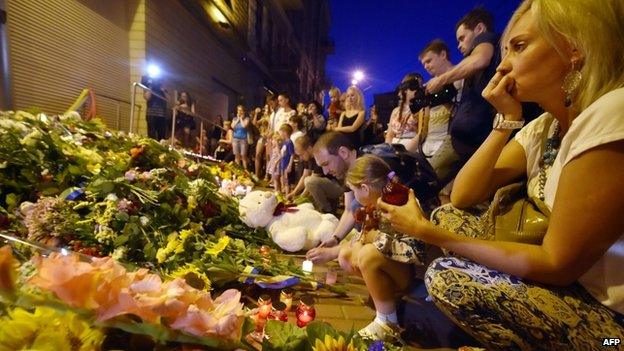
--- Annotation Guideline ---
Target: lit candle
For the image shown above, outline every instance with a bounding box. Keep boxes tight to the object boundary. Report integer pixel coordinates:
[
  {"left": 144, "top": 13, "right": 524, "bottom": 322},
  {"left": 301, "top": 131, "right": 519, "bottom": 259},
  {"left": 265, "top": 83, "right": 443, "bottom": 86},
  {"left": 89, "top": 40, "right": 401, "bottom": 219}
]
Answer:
[
  {"left": 296, "top": 295, "right": 316, "bottom": 328},
  {"left": 280, "top": 288, "right": 294, "bottom": 311},
  {"left": 259, "top": 245, "right": 271, "bottom": 256},
  {"left": 302, "top": 260, "right": 313, "bottom": 273},
  {"left": 298, "top": 310, "right": 314, "bottom": 327},
  {"left": 257, "top": 294, "right": 272, "bottom": 319}
]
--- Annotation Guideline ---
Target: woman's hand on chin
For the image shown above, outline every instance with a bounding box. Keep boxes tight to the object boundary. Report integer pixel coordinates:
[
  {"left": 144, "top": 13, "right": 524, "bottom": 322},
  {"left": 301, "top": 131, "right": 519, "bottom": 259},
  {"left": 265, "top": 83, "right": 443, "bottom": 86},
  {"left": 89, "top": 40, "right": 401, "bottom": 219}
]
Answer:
[
  {"left": 377, "top": 189, "right": 430, "bottom": 240},
  {"left": 482, "top": 72, "right": 523, "bottom": 120}
]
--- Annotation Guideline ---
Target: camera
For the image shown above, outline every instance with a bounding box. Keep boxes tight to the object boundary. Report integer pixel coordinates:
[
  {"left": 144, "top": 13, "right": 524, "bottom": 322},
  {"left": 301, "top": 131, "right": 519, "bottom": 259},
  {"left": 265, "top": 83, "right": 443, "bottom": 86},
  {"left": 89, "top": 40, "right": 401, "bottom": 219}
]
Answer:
[
  {"left": 410, "top": 84, "right": 457, "bottom": 113},
  {"left": 397, "top": 79, "right": 457, "bottom": 113}
]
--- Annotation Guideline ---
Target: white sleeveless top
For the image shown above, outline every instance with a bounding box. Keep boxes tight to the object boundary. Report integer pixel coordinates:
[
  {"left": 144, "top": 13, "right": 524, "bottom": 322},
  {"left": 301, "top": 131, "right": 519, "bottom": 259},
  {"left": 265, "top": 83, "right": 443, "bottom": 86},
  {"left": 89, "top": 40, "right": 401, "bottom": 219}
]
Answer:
[{"left": 514, "top": 87, "right": 624, "bottom": 314}]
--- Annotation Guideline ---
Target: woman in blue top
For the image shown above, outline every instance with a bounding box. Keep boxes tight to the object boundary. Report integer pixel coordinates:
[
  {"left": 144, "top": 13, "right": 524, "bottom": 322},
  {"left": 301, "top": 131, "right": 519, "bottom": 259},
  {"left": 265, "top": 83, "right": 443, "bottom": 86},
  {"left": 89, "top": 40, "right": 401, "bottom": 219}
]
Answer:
[{"left": 231, "top": 105, "right": 250, "bottom": 170}]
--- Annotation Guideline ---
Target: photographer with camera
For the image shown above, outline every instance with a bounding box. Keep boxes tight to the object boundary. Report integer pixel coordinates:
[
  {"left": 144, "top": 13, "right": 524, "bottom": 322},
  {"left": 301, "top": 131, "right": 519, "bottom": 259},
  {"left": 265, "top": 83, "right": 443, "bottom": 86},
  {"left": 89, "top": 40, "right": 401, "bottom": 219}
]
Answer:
[
  {"left": 142, "top": 76, "right": 169, "bottom": 141},
  {"left": 425, "top": 8, "right": 500, "bottom": 162}
]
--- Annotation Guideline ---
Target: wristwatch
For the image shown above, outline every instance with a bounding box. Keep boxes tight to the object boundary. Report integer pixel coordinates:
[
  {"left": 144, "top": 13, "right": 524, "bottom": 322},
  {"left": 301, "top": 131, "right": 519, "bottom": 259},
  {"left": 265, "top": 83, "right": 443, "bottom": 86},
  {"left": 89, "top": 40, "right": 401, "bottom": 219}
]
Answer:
[
  {"left": 492, "top": 113, "right": 525, "bottom": 130},
  {"left": 332, "top": 234, "right": 341, "bottom": 243}
]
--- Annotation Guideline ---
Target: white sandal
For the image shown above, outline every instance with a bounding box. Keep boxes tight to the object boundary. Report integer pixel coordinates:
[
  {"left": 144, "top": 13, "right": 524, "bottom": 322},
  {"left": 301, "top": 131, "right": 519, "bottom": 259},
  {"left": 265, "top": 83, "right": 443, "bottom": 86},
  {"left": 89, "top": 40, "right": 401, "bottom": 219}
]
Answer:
[{"left": 358, "top": 319, "right": 402, "bottom": 342}]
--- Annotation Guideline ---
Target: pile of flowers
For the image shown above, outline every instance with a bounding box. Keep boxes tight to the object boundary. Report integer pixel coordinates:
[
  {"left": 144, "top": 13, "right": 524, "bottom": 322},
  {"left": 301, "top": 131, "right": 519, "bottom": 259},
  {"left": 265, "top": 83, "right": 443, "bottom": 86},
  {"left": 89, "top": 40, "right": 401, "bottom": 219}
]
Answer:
[{"left": 0, "top": 110, "right": 317, "bottom": 291}]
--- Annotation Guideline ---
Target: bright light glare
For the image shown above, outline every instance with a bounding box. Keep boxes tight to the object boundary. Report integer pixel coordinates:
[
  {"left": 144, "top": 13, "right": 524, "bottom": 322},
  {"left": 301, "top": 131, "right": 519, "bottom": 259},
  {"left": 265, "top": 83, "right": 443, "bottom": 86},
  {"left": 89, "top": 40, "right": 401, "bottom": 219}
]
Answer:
[
  {"left": 147, "top": 64, "right": 161, "bottom": 78},
  {"left": 353, "top": 70, "right": 364, "bottom": 81},
  {"left": 351, "top": 79, "right": 358, "bottom": 85},
  {"left": 302, "top": 260, "right": 314, "bottom": 273},
  {"left": 208, "top": 4, "right": 228, "bottom": 24}
]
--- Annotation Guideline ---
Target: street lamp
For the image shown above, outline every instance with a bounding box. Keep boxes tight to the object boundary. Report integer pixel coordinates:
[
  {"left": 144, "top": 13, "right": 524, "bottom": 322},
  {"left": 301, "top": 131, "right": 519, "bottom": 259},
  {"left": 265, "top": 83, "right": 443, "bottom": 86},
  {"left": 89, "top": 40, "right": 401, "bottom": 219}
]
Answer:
[
  {"left": 146, "top": 64, "right": 161, "bottom": 79},
  {"left": 353, "top": 70, "right": 364, "bottom": 81}
]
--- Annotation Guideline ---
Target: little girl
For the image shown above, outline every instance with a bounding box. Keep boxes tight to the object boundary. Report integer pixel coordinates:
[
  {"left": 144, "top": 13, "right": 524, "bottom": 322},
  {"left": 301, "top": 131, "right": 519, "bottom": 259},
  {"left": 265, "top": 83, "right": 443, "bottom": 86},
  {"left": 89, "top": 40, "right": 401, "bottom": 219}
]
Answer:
[
  {"left": 339, "top": 154, "right": 428, "bottom": 341},
  {"left": 267, "top": 132, "right": 282, "bottom": 190}
]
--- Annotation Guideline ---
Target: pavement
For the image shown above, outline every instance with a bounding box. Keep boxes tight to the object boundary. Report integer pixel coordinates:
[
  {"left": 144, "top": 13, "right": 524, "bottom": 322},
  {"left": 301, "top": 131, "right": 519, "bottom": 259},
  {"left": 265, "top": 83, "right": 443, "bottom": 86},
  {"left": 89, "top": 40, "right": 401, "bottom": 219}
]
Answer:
[{"left": 288, "top": 257, "right": 459, "bottom": 351}]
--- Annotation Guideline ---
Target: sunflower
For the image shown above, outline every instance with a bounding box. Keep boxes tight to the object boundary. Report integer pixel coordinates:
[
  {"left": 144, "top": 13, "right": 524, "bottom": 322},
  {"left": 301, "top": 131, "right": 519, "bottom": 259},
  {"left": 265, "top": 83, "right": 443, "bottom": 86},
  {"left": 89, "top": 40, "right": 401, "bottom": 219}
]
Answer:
[
  {"left": 169, "top": 264, "right": 212, "bottom": 291},
  {"left": 313, "top": 335, "right": 358, "bottom": 351}
]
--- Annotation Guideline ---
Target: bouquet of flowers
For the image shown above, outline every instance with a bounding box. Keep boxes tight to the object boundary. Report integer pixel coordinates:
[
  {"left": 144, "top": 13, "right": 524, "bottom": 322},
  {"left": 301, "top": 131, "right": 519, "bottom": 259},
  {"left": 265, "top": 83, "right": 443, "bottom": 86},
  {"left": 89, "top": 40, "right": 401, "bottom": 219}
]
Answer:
[{"left": 0, "top": 245, "right": 248, "bottom": 350}]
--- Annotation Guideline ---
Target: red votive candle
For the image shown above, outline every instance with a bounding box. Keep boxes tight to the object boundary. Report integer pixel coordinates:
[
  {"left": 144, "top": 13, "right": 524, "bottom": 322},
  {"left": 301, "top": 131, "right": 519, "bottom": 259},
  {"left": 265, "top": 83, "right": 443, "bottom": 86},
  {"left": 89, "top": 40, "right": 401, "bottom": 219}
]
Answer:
[
  {"left": 257, "top": 294, "right": 272, "bottom": 319},
  {"left": 296, "top": 295, "right": 316, "bottom": 327}
]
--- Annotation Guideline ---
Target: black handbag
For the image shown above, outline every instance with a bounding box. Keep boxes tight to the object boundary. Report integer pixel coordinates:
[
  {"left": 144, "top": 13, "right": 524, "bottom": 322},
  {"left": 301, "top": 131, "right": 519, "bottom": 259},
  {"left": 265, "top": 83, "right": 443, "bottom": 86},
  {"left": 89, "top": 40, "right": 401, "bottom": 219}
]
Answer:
[{"left": 359, "top": 143, "right": 440, "bottom": 214}]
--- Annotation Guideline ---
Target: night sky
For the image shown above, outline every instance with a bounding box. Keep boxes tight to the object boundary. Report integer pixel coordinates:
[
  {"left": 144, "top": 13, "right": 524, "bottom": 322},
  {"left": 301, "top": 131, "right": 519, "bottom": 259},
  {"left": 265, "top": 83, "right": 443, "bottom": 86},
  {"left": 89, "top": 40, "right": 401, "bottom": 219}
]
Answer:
[{"left": 325, "top": 0, "right": 523, "bottom": 106}]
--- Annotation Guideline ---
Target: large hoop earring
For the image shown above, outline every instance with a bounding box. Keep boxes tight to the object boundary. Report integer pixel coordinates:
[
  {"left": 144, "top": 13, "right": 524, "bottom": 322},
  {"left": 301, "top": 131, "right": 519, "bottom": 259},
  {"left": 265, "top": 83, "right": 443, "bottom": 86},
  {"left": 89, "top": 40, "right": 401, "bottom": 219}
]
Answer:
[{"left": 562, "top": 61, "right": 582, "bottom": 107}]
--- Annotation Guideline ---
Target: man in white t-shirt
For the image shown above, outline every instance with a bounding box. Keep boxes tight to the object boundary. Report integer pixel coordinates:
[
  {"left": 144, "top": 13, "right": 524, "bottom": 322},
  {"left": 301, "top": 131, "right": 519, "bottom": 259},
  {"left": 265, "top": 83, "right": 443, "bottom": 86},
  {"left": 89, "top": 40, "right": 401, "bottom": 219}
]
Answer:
[{"left": 419, "top": 39, "right": 463, "bottom": 185}]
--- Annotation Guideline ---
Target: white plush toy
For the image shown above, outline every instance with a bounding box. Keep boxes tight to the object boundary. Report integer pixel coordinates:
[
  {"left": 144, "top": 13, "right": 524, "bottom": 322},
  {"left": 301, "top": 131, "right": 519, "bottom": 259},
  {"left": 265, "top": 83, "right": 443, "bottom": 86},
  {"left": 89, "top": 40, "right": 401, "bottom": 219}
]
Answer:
[{"left": 239, "top": 191, "right": 339, "bottom": 252}]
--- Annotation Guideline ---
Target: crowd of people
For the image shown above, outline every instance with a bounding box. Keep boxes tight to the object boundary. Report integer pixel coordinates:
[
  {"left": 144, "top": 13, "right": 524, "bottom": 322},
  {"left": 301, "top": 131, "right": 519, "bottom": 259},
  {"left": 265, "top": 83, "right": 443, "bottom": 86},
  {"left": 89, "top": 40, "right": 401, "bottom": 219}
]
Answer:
[{"left": 144, "top": 0, "right": 624, "bottom": 348}]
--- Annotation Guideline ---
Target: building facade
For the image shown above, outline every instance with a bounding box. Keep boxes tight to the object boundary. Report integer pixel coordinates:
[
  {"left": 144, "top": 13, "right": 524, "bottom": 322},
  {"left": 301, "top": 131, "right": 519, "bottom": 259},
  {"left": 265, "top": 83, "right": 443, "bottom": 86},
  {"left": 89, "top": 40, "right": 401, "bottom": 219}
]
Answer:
[{"left": 0, "top": 0, "right": 332, "bottom": 134}]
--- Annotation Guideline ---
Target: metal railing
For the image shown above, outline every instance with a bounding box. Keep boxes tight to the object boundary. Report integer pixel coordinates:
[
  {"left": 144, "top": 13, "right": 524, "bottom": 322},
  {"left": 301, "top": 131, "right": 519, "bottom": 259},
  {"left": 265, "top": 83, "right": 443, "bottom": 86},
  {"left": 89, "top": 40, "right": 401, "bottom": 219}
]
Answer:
[
  {"left": 93, "top": 92, "right": 140, "bottom": 131},
  {"left": 130, "top": 84, "right": 225, "bottom": 156}
]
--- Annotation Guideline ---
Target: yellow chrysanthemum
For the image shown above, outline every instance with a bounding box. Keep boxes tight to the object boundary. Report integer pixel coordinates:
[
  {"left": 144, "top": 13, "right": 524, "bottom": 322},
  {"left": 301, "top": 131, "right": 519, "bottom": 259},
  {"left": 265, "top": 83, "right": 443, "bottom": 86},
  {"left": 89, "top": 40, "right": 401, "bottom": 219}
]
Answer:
[
  {"left": 313, "top": 335, "right": 357, "bottom": 351},
  {"left": 205, "top": 236, "right": 230, "bottom": 257},
  {"left": 156, "top": 232, "right": 180, "bottom": 263},
  {"left": 169, "top": 264, "right": 212, "bottom": 291}
]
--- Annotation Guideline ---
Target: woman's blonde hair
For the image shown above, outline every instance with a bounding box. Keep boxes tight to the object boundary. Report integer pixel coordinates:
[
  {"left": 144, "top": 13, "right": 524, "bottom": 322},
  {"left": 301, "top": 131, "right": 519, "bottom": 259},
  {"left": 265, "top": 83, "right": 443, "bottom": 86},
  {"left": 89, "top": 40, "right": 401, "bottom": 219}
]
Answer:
[
  {"left": 345, "top": 86, "right": 365, "bottom": 111},
  {"left": 503, "top": 0, "right": 624, "bottom": 111},
  {"left": 346, "top": 155, "right": 390, "bottom": 191},
  {"left": 272, "top": 132, "right": 283, "bottom": 143},
  {"left": 329, "top": 87, "right": 341, "bottom": 97}
]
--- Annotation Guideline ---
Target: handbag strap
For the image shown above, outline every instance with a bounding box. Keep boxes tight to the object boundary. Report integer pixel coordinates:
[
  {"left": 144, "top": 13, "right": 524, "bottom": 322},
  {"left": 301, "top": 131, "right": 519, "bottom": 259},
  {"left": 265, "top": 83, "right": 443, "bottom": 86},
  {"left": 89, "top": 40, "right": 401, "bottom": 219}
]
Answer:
[{"left": 536, "top": 116, "right": 557, "bottom": 202}]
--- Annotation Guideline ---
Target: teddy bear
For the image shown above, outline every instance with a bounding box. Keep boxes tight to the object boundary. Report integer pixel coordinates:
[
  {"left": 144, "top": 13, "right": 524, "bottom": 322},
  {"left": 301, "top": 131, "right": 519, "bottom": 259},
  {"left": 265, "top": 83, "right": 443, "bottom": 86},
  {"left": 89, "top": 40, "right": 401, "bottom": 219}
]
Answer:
[{"left": 238, "top": 191, "right": 339, "bottom": 252}]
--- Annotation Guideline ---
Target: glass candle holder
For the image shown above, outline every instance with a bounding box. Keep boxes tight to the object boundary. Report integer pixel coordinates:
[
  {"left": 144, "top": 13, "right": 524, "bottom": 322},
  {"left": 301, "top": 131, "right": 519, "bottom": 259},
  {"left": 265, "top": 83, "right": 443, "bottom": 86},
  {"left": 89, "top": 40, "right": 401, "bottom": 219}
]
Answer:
[
  {"left": 259, "top": 245, "right": 271, "bottom": 256},
  {"left": 280, "top": 288, "right": 294, "bottom": 311},
  {"left": 295, "top": 295, "right": 316, "bottom": 328},
  {"left": 268, "top": 301, "right": 288, "bottom": 322},
  {"left": 257, "top": 294, "right": 272, "bottom": 319},
  {"left": 250, "top": 313, "right": 267, "bottom": 342}
]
